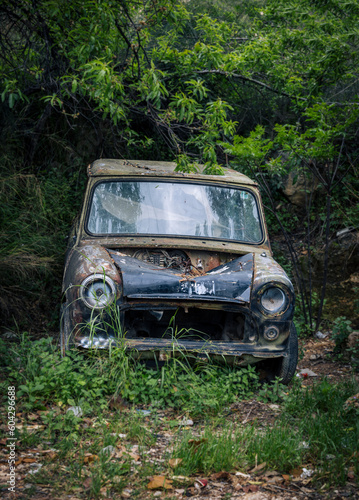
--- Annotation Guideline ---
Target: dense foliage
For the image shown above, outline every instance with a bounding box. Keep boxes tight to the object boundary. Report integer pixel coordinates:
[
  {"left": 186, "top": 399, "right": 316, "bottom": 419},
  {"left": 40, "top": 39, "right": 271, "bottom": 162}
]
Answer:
[{"left": 1, "top": 0, "right": 358, "bottom": 330}]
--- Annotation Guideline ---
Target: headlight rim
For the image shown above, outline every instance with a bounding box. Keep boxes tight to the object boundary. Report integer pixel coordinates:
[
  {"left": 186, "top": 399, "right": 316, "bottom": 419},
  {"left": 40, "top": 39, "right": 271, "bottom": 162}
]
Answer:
[
  {"left": 256, "top": 283, "right": 291, "bottom": 316},
  {"left": 80, "top": 273, "right": 116, "bottom": 310}
]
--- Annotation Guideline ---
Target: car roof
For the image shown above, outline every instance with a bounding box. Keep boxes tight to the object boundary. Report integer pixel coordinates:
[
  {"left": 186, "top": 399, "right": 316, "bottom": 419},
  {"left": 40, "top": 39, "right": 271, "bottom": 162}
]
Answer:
[{"left": 88, "top": 159, "right": 257, "bottom": 186}]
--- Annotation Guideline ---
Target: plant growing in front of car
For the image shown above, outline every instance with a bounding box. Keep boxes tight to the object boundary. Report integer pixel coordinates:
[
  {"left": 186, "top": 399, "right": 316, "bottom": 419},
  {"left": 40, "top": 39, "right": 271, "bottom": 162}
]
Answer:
[{"left": 61, "top": 265, "right": 127, "bottom": 353}]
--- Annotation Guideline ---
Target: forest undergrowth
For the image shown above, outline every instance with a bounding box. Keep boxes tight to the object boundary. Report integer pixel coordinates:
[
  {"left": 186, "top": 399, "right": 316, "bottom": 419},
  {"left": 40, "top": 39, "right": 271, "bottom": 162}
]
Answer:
[{"left": 0, "top": 333, "right": 358, "bottom": 499}]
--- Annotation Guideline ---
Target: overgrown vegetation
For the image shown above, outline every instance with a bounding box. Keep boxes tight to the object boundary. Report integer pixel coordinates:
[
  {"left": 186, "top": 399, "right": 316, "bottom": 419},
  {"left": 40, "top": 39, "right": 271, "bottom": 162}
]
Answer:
[
  {"left": 332, "top": 316, "right": 359, "bottom": 369},
  {"left": 0, "top": 335, "right": 358, "bottom": 497},
  {"left": 1, "top": 0, "right": 358, "bottom": 333},
  {"left": 1, "top": 4, "right": 358, "bottom": 498},
  {"left": 1, "top": 333, "right": 259, "bottom": 416},
  {"left": 0, "top": 159, "right": 84, "bottom": 329},
  {"left": 171, "top": 376, "right": 359, "bottom": 483}
]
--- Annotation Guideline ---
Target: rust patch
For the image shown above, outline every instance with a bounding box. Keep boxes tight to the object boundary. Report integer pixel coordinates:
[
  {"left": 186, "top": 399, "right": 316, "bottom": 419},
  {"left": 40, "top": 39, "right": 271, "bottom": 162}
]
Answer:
[{"left": 207, "top": 255, "right": 221, "bottom": 271}]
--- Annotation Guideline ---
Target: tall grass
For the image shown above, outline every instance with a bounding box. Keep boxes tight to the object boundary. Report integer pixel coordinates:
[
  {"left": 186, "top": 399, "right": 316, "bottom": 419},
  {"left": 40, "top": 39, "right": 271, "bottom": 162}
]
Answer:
[
  {"left": 1, "top": 331, "right": 259, "bottom": 416},
  {"left": 283, "top": 377, "right": 359, "bottom": 484},
  {"left": 170, "top": 376, "right": 359, "bottom": 485},
  {"left": 171, "top": 422, "right": 304, "bottom": 475},
  {"left": 0, "top": 156, "right": 84, "bottom": 330}
]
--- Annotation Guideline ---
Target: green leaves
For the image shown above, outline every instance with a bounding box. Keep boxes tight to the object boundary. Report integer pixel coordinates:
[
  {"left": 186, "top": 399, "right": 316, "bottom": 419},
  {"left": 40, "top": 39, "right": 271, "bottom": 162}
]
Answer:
[
  {"left": 174, "top": 155, "right": 199, "bottom": 173},
  {"left": 275, "top": 101, "right": 359, "bottom": 166},
  {"left": 1, "top": 0, "right": 359, "bottom": 173},
  {"left": 138, "top": 63, "right": 169, "bottom": 109},
  {"left": 223, "top": 125, "right": 277, "bottom": 173},
  {"left": 1, "top": 79, "right": 29, "bottom": 108},
  {"left": 170, "top": 92, "right": 199, "bottom": 123},
  {"left": 121, "top": 361, "right": 260, "bottom": 415}
]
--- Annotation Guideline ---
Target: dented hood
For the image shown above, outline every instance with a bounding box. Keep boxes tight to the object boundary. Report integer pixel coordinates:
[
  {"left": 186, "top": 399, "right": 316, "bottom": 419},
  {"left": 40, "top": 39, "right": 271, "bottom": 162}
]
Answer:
[{"left": 110, "top": 252, "right": 253, "bottom": 303}]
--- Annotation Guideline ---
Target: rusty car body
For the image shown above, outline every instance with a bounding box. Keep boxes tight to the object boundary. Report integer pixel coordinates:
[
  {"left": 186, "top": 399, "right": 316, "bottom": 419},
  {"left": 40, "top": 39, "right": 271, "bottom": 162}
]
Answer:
[{"left": 61, "top": 159, "right": 298, "bottom": 382}]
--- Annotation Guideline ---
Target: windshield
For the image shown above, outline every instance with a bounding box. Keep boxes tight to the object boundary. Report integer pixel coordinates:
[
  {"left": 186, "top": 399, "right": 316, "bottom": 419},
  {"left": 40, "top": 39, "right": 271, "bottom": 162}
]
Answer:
[{"left": 87, "top": 181, "right": 263, "bottom": 243}]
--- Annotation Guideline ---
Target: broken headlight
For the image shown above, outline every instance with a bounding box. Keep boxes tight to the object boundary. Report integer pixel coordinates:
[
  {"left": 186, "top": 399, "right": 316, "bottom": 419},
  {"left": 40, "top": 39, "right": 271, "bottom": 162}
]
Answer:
[
  {"left": 257, "top": 285, "right": 289, "bottom": 315},
  {"left": 80, "top": 274, "right": 116, "bottom": 309}
]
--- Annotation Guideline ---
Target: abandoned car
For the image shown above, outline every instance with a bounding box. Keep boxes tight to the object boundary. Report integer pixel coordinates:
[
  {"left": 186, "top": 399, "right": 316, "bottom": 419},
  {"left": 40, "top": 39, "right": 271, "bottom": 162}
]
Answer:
[{"left": 61, "top": 159, "right": 298, "bottom": 383}]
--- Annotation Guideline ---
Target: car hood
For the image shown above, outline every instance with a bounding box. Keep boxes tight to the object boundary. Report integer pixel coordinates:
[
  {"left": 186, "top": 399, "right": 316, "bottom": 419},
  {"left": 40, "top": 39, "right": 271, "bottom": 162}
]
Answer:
[{"left": 110, "top": 251, "right": 254, "bottom": 303}]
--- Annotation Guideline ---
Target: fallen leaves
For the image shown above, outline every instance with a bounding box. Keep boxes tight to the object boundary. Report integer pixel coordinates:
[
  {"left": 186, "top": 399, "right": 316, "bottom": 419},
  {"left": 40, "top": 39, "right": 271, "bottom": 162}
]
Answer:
[
  {"left": 147, "top": 475, "right": 173, "bottom": 490},
  {"left": 114, "top": 444, "right": 140, "bottom": 461},
  {"left": 250, "top": 461, "right": 267, "bottom": 473},
  {"left": 83, "top": 453, "right": 99, "bottom": 464},
  {"left": 16, "top": 424, "right": 45, "bottom": 433},
  {"left": 15, "top": 457, "right": 37, "bottom": 466},
  {"left": 169, "top": 458, "right": 183, "bottom": 468},
  {"left": 210, "top": 471, "right": 232, "bottom": 481}
]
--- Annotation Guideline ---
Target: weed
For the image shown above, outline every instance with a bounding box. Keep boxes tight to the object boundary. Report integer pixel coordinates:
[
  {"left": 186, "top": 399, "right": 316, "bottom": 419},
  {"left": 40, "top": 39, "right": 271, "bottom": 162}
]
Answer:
[
  {"left": 332, "top": 316, "right": 353, "bottom": 354},
  {"left": 170, "top": 424, "right": 247, "bottom": 475},
  {"left": 117, "top": 409, "right": 157, "bottom": 447},
  {"left": 1, "top": 335, "right": 116, "bottom": 411},
  {"left": 257, "top": 377, "right": 287, "bottom": 403},
  {"left": 1, "top": 333, "right": 358, "bottom": 495},
  {"left": 121, "top": 359, "right": 259, "bottom": 416},
  {"left": 283, "top": 377, "right": 359, "bottom": 485},
  {"left": 1, "top": 332, "right": 260, "bottom": 418},
  {"left": 171, "top": 420, "right": 303, "bottom": 476},
  {"left": 247, "top": 423, "right": 304, "bottom": 471},
  {"left": 0, "top": 161, "right": 83, "bottom": 330},
  {"left": 331, "top": 316, "right": 358, "bottom": 369}
]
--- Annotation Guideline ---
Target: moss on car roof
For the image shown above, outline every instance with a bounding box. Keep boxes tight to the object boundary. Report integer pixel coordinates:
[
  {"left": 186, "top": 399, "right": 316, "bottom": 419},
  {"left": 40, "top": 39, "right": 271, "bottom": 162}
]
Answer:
[{"left": 88, "top": 159, "right": 257, "bottom": 186}]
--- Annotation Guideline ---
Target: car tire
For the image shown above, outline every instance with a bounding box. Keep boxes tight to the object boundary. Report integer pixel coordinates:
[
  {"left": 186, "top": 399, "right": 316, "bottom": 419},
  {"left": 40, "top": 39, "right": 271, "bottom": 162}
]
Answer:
[
  {"left": 60, "top": 303, "right": 72, "bottom": 356},
  {"left": 274, "top": 323, "right": 298, "bottom": 384}
]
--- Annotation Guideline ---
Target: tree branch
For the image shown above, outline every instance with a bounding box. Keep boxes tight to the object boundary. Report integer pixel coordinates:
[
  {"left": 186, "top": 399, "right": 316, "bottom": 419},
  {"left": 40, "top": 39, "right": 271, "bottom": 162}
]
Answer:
[{"left": 195, "top": 69, "right": 305, "bottom": 100}]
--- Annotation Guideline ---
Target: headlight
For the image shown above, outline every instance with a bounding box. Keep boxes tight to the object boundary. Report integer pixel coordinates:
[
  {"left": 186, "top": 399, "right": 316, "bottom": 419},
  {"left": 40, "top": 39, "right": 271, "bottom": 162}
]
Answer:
[
  {"left": 258, "top": 285, "right": 289, "bottom": 315},
  {"left": 80, "top": 274, "right": 116, "bottom": 309}
]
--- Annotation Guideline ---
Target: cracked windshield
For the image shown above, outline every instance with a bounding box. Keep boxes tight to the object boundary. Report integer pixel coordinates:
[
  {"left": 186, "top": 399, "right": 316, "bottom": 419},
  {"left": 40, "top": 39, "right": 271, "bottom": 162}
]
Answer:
[{"left": 87, "top": 181, "right": 263, "bottom": 243}]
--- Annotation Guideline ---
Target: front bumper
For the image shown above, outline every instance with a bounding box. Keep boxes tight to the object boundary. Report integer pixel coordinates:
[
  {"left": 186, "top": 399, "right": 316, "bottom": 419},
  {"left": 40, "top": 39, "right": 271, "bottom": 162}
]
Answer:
[{"left": 75, "top": 335, "right": 287, "bottom": 365}]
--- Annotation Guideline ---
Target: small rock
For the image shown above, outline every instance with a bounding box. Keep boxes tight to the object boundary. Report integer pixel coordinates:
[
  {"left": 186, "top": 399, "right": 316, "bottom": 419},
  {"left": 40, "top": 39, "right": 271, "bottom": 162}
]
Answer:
[
  {"left": 136, "top": 409, "right": 151, "bottom": 415},
  {"left": 300, "top": 468, "right": 314, "bottom": 479},
  {"left": 268, "top": 404, "right": 280, "bottom": 410},
  {"left": 153, "top": 492, "right": 162, "bottom": 497},
  {"left": 27, "top": 464, "right": 43, "bottom": 475},
  {"left": 235, "top": 471, "right": 250, "bottom": 478},
  {"left": 66, "top": 406, "right": 83, "bottom": 417},
  {"left": 315, "top": 331, "right": 328, "bottom": 339},
  {"left": 121, "top": 489, "right": 132, "bottom": 498},
  {"left": 309, "top": 354, "right": 321, "bottom": 360},
  {"left": 112, "top": 476, "right": 123, "bottom": 484},
  {"left": 181, "top": 418, "right": 193, "bottom": 426}
]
